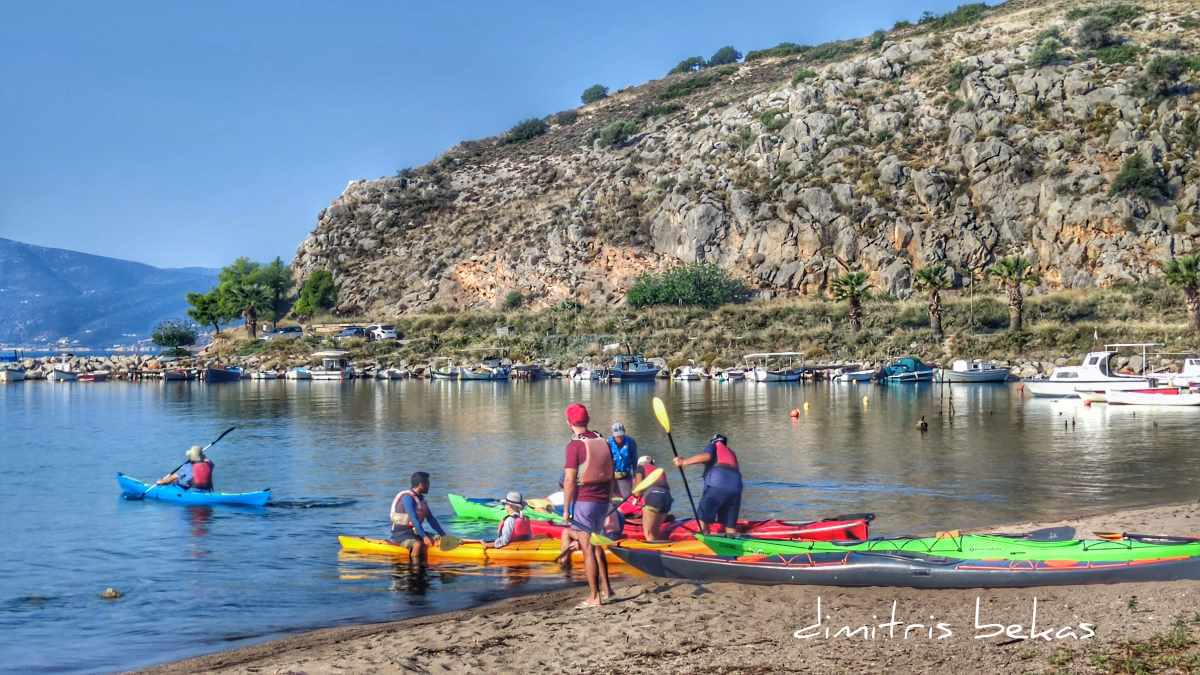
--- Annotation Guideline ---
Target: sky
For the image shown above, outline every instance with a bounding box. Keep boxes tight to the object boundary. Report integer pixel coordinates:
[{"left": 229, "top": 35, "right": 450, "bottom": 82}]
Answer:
[{"left": 0, "top": 1, "right": 975, "bottom": 269}]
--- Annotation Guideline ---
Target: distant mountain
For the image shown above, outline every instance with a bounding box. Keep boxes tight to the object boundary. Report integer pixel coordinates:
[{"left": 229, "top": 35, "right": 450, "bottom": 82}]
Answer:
[{"left": 0, "top": 237, "right": 219, "bottom": 347}]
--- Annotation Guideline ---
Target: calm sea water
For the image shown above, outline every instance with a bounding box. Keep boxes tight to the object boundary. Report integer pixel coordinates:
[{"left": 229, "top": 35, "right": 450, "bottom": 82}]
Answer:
[{"left": 2, "top": 378, "right": 1198, "bottom": 672}]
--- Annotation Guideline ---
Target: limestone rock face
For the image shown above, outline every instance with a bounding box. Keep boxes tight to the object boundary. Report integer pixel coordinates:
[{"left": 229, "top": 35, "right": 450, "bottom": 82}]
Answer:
[{"left": 293, "top": 0, "right": 1200, "bottom": 316}]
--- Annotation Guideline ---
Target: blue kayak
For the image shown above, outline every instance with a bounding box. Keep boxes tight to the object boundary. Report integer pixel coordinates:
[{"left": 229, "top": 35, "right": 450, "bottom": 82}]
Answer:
[{"left": 116, "top": 473, "right": 270, "bottom": 507}]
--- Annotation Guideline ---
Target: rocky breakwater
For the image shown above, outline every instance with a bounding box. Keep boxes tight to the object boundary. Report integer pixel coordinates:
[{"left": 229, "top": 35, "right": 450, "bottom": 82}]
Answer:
[
  {"left": 293, "top": 0, "right": 1200, "bottom": 319},
  {"left": 16, "top": 355, "right": 175, "bottom": 380}
]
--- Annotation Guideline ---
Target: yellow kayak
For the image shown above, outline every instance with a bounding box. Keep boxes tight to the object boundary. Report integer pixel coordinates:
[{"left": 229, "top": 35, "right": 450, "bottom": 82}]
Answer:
[{"left": 337, "top": 535, "right": 710, "bottom": 565}]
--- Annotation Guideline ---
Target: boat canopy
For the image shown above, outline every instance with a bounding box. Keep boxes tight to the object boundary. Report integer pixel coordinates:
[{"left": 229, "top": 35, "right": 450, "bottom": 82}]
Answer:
[
  {"left": 744, "top": 352, "right": 803, "bottom": 359},
  {"left": 312, "top": 350, "right": 349, "bottom": 358}
]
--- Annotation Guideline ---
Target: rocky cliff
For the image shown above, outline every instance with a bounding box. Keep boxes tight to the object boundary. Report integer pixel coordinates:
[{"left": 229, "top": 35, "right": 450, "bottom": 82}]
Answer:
[{"left": 293, "top": 0, "right": 1200, "bottom": 316}]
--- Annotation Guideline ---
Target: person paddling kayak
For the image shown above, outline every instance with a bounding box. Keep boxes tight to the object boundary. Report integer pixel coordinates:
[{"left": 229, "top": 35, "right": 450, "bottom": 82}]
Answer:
[
  {"left": 562, "top": 403, "right": 615, "bottom": 607},
  {"left": 156, "top": 446, "right": 214, "bottom": 491},
  {"left": 493, "top": 491, "right": 533, "bottom": 548},
  {"left": 633, "top": 455, "right": 672, "bottom": 541},
  {"left": 389, "top": 471, "right": 446, "bottom": 558},
  {"left": 607, "top": 422, "right": 638, "bottom": 498},
  {"left": 673, "top": 433, "right": 742, "bottom": 535}
]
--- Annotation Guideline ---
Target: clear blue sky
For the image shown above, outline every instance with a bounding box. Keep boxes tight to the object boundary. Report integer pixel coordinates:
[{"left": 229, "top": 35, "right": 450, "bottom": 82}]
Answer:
[{"left": 0, "top": 1, "right": 972, "bottom": 269}]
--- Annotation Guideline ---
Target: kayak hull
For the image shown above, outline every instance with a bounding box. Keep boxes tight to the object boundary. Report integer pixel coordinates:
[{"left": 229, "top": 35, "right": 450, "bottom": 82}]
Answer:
[
  {"left": 528, "top": 515, "right": 871, "bottom": 542},
  {"left": 610, "top": 546, "right": 1200, "bottom": 588},
  {"left": 116, "top": 473, "right": 270, "bottom": 507},
  {"left": 448, "top": 493, "right": 561, "bottom": 522},
  {"left": 338, "top": 535, "right": 710, "bottom": 565}
]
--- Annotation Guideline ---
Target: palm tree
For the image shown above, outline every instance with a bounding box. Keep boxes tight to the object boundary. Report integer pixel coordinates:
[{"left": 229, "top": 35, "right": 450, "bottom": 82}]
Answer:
[
  {"left": 988, "top": 256, "right": 1039, "bottom": 331},
  {"left": 218, "top": 257, "right": 272, "bottom": 339},
  {"left": 913, "top": 263, "right": 952, "bottom": 338},
  {"left": 831, "top": 271, "right": 871, "bottom": 332},
  {"left": 1163, "top": 254, "right": 1200, "bottom": 331}
]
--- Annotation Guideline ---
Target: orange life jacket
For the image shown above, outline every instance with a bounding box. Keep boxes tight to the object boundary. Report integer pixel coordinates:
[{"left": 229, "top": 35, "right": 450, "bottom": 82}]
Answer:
[
  {"left": 390, "top": 489, "right": 429, "bottom": 529},
  {"left": 576, "top": 434, "right": 614, "bottom": 485}
]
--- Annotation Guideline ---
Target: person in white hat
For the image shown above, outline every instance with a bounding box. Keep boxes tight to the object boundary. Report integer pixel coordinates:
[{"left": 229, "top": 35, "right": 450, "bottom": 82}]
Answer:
[
  {"left": 156, "top": 445, "right": 215, "bottom": 491},
  {"left": 493, "top": 491, "right": 533, "bottom": 548}
]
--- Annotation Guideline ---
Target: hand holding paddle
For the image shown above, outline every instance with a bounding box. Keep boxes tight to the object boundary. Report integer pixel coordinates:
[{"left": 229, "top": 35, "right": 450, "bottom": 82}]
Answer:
[
  {"left": 652, "top": 397, "right": 700, "bottom": 524},
  {"left": 137, "top": 426, "right": 237, "bottom": 500}
]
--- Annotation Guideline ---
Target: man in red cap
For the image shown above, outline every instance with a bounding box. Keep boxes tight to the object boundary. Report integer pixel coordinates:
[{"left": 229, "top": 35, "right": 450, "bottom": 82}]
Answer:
[{"left": 561, "top": 402, "right": 615, "bottom": 607}]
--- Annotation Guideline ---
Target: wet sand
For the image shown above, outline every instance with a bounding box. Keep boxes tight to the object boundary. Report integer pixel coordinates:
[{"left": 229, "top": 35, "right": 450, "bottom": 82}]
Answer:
[{"left": 142, "top": 501, "right": 1200, "bottom": 674}]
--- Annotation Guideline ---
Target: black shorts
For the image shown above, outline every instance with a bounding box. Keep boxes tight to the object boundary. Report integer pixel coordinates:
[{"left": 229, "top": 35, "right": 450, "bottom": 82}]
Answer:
[
  {"left": 698, "top": 486, "right": 741, "bottom": 530},
  {"left": 642, "top": 487, "right": 672, "bottom": 514}
]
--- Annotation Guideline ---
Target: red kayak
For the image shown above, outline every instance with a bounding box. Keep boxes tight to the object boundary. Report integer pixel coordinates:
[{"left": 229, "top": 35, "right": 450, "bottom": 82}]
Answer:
[{"left": 530, "top": 512, "right": 873, "bottom": 542}]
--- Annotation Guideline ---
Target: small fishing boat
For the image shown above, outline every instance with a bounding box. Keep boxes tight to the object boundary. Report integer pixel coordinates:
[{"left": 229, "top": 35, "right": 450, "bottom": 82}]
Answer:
[
  {"left": 936, "top": 359, "right": 1009, "bottom": 383},
  {"left": 833, "top": 367, "right": 874, "bottom": 383},
  {"left": 746, "top": 352, "right": 804, "bottom": 382},
  {"left": 0, "top": 366, "right": 26, "bottom": 382},
  {"left": 309, "top": 351, "right": 354, "bottom": 380},
  {"left": 429, "top": 357, "right": 457, "bottom": 380},
  {"left": 881, "top": 357, "right": 935, "bottom": 382},
  {"left": 204, "top": 366, "right": 243, "bottom": 383},
  {"left": 1026, "top": 344, "right": 1159, "bottom": 398},
  {"left": 77, "top": 371, "right": 110, "bottom": 382},
  {"left": 375, "top": 367, "right": 409, "bottom": 380},
  {"left": 672, "top": 360, "right": 705, "bottom": 381},
  {"left": 47, "top": 368, "right": 77, "bottom": 382},
  {"left": 1147, "top": 355, "right": 1200, "bottom": 388},
  {"left": 285, "top": 367, "right": 312, "bottom": 380},
  {"left": 250, "top": 370, "right": 279, "bottom": 380},
  {"left": 713, "top": 367, "right": 746, "bottom": 382},
  {"left": 1105, "top": 387, "right": 1200, "bottom": 407},
  {"left": 608, "top": 353, "right": 660, "bottom": 382},
  {"left": 162, "top": 369, "right": 192, "bottom": 381}
]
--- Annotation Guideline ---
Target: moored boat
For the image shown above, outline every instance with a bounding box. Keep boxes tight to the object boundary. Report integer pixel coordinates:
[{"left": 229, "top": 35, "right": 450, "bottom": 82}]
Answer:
[
  {"left": 1105, "top": 387, "right": 1200, "bottom": 406},
  {"left": 309, "top": 351, "right": 354, "bottom": 380},
  {"left": 204, "top": 366, "right": 243, "bottom": 383},
  {"left": 713, "top": 367, "right": 746, "bottom": 382},
  {"left": 162, "top": 369, "right": 192, "bottom": 381},
  {"left": 250, "top": 370, "right": 279, "bottom": 380},
  {"left": 285, "top": 367, "right": 312, "bottom": 380},
  {"left": 672, "top": 360, "right": 705, "bottom": 381},
  {"left": 47, "top": 368, "right": 77, "bottom": 382},
  {"left": 746, "top": 352, "right": 804, "bottom": 382},
  {"left": 608, "top": 353, "right": 659, "bottom": 381},
  {"left": 881, "top": 357, "right": 935, "bottom": 382},
  {"left": 1025, "top": 345, "right": 1158, "bottom": 398},
  {"left": 0, "top": 366, "right": 26, "bottom": 382},
  {"left": 936, "top": 359, "right": 1010, "bottom": 383},
  {"left": 77, "top": 371, "right": 110, "bottom": 382},
  {"left": 833, "top": 367, "right": 874, "bottom": 383}
]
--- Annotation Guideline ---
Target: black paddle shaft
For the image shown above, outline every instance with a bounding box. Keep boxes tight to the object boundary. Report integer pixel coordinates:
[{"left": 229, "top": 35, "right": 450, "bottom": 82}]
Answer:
[{"left": 664, "top": 430, "right": 701, "bottom": 524}]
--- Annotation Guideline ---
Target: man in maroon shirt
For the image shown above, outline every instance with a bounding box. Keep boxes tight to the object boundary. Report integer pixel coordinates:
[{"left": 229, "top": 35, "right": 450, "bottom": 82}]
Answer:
[{"left": 562, "top": 402, "right": 615, "bottom": 607}]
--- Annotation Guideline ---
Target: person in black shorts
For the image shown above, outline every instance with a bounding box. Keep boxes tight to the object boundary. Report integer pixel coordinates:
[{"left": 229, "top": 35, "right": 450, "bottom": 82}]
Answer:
[{"left": 633, "top": 455, "right": 672, "bottom": 541}]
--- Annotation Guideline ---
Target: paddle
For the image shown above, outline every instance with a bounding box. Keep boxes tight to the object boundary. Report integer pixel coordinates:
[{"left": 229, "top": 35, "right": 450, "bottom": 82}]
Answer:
[
  {"left": 651, "top": 397, "right": 700, "bottom": 524},
  {"left": 136, "top": 426, "right": 237, "bottom": 500},
  {"left": 1095, "top": 531, "right": 1200, "bottom": 544},
  {"left": 630, "top": 467, "right": 665, "bottom": 497}
]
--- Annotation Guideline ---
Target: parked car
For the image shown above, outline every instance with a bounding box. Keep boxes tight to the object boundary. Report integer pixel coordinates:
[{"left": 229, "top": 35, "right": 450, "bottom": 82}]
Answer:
[
  {"left": 335, "top": 326, "right": 366, "bottom": 341},
  {"left": 366, "top": 324, "right": 398, "bottom": 341},
  {"left": 259, "top": 326, "right": 304, "bottom": 341}
]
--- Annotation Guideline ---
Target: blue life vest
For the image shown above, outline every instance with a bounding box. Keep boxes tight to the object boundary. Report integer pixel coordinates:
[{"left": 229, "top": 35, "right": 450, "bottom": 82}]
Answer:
[{"left": 607, "top": 437, "right": 635, "bottom": 475}]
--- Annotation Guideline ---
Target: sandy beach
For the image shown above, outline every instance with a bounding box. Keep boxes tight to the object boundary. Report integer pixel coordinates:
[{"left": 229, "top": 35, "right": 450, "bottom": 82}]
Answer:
[{"left": 142, "top": 500, "right": 1200, "bottom": 674}]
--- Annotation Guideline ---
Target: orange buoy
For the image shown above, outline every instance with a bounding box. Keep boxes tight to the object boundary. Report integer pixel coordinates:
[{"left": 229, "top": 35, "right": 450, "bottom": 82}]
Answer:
[{"left": 789, "top": 408, "right": 801, "bottom": 418}]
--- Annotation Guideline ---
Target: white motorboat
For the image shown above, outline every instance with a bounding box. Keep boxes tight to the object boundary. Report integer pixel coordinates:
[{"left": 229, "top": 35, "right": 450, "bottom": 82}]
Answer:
[
  {"left": 375, "top": 367, "right": 409, "bottom": 380},
  {"left": 309, "top": 351, "right": 355, "bottom": 380},
  {"left": 251, "top": 371, "right": 279, "bottom": 380},
  {"left": 672, "top": 360, "right": 705, "bottom": 381},
  {"left": 0, "top": 366, "right": 26, "bottom": 382},
  {"left": 607, "top": 353, "right": 660, "bottom": 381},
  {"left": 746, "top": 352, "right": 804, "bottom": 382},
  {"left": 936, "top": 359, "right": 1010, "bottom": 383},
  {"left": 429, "top": 357, "right": 457, "bottom": 380},
  {"left": 285, "top": 367, "right": 312, "bottom": 380},
  {"left": 1147, "top": 356, "right": 1200, "bottom": 388},
  {"left": 47, "top": 368, "right": 77, "bottom": 382},
  {"left": 1024, "top": 347, "right": 1156, "bottom": 398},
  {"left": 713, "top": 367, "right": 746, "bottom": 382},
  {"left": 833, "top": 368, "right": 875, "bottom": 383},
  {"left": 1106, "top": 387, "right": 1200, "bottom": 406},
  {"left": 570, "top": 364, "right": 599, "bottom": 381}
]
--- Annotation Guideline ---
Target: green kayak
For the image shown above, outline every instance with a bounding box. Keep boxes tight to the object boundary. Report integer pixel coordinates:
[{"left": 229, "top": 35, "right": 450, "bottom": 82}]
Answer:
[
  {"left": 697, "top": 531, "right": 1200, "bottom": 563},
  {"left": 447, "top": 493, "right": 561, "bottom": 522}
]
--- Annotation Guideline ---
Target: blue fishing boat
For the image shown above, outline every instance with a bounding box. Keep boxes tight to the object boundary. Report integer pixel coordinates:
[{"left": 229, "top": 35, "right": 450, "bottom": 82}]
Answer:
[
  {"left": 608, "top": 353, "right": 660, "bottom": 381},
  {"left": 205, "top": 366, "right": 244, "bottom": 383},
  {"left": 881, "top": 357, "right": 935, "bottom": 382}
]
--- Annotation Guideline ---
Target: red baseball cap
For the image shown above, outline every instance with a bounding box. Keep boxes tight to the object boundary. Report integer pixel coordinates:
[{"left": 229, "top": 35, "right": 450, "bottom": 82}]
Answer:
[{"left": 565, "top": 403, "right": 589, "bottom": 426}]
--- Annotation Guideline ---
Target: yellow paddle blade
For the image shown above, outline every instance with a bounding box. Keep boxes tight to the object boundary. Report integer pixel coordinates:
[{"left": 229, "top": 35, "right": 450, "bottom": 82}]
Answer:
[
  {"left": 652, "top": 397, "right": 671, "bottom": 434},
  {"left": 438, "top": 535, "right": 463, "bottom": 551},
  {"left": 526, "top": 497, "right": 551, "bottom": 510},
  {"left": 631, "top": 468, "right": 665, "bottom": 496},
  {"left": 590, "top": 532, "right": 615, "bottom": 547}
]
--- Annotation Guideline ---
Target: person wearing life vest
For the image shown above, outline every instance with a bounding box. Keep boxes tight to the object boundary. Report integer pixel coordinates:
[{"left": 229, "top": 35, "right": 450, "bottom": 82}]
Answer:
[
  {"left": 562, "top": 402, "right": 616, "bottom": 608},
  {"left": 493, "top": 491, "right": 533, "bottom": 548},
  {"left": 389, "top": 471, "right": 446, "bottom": 558},
  {"left": 607, "top": 422, "right": 638, "bottom": 498},
  {"left": 633, "top": 455, "right": 672, "bottom": 541},
  {"left": 156, "top": 445, "right": 214, "bottom": 491},
  {"left": 673, "top": 433, "right": 742, "bottom": 535}
]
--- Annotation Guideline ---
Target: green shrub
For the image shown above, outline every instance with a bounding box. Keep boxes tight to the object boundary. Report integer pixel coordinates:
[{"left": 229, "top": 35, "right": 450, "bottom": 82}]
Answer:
[
  {"left": 504, "top": 117, "right": 548, "bottom": 144},
  {"left": 659, "top": 69, "right": 725, "bottom": 100},
  {"left": 1066, "top": 3, "right": 1142, "bottom": 23},
  {"left": 918, "top": 3, "right": 989, "bottom": 30},
  {"left": 1029, "top": 38, "right": 1065, "bottom": 66},
  {"left": 707, "top": 45, "right": 742, "bottom": 66},
  {"left": 669, "top": 56, "right": 706, "bottom": 75},
  {"left": 805, "top": 40, "right": 859, "bottom": 63},
  {"left": 1109, "top": 154, "right": 1169, "bottom": 201},
  {"left": 893, "top": 19, "right": 913, "bottom": 30},
  {"left": 581, "top": 84, "right": 608, "bottom": 105},
  {"left": 502, "top": 290, "right": 524, "bottom": 310},
  {"left": 152, "top": 319, "right": 198, "bottom": 354},
  {"left": 745, "top": 42, "right": 808, "bottom": 61},
  {"left": 791, "top": 68, "right": 818, "bottom": 85},
  {"left": 1094, "top": 43, "right": 1140, "bottom": 63},
  {"left": 869, "top": 30, "right": 887, "bottom": 50},
  {"left": 758, "top": 109, "right": 789, "bottom": 132},
  {"left": 626, "top": 263, "right": 750, "bottom": 308},
  {"left": 1077, "top": 16, "right": 1117, "bottom": 49},
  {"left": 639, "top": 103, "right": 682, "bottom": 120},
  {"left": 947, "top": 61, "right": 971, "bottom": 90},
  {"left": 1134, "top": 55, "right": 1190, "bottom": 99},
  {"left": 594, "top": 119, "right": 639, "bottom": 147},
  {"left": 554, "top": 109, "right": 578, "bottom": 126}
]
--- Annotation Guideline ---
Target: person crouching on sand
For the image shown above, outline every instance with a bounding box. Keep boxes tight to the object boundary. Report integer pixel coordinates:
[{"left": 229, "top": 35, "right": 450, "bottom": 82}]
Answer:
[{"left": 633, "top": 455, "right": 673, "bottom": 541}]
